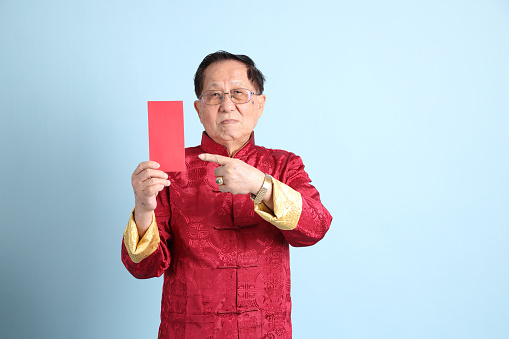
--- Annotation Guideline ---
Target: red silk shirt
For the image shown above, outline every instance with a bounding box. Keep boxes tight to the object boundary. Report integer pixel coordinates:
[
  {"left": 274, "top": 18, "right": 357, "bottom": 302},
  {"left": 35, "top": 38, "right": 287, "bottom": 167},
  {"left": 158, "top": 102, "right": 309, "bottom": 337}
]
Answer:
[{"left": 122, "top": 133, "right": 332, "bottom": 338}]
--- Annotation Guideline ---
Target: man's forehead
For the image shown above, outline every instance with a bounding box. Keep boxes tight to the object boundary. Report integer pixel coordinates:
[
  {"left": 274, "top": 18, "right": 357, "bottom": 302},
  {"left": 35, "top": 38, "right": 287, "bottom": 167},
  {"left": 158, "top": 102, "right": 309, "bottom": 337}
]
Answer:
[
  {"left": 202, "top": 61, "right": 251, "bottom": 88},
  {"left": 207, "top": 80, "right": 245, "bottom": 89}
]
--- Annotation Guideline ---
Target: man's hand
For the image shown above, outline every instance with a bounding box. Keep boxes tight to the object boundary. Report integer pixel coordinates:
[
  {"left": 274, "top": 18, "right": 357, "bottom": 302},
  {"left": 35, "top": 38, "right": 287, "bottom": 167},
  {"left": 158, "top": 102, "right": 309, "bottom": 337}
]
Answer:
[
  {"left": 198, "top": 153, "right": 265, "bottom": 195},
  {"left": 131, "top": 161, "right": 170, "bottom": 234}
]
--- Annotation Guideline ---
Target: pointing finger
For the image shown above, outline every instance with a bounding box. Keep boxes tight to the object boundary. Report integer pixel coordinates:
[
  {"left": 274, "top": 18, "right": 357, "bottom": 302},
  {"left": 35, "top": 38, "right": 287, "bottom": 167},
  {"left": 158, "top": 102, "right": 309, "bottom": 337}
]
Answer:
[{"left": 198, "top": 153, "right": 230, "bottom": 165}]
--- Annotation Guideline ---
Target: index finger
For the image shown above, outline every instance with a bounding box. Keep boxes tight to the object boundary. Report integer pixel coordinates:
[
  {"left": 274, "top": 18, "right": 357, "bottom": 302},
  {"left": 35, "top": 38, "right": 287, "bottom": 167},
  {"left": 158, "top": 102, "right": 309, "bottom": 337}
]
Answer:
[
  {"left": 133, "top": 161, "right": 161, "bottom": 175},
  {"left": 198, "top": 153, "right": 230, "bottom": 165}
]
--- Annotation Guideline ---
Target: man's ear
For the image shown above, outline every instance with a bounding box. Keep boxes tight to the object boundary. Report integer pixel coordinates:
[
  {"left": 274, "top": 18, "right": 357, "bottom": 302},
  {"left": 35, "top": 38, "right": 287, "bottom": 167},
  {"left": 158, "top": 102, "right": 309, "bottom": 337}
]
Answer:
[
  {"left": 257, "top": 94, "right": 266, "bottom": 118},
  {"left": 194, "top": 100, "right": 202, "bottom": 122}
]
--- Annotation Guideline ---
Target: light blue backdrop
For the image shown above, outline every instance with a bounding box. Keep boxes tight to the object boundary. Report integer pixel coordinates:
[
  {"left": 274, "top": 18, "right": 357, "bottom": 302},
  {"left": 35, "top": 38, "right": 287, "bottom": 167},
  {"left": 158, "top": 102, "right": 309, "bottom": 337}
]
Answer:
[{"left": 1, "top": 1, "right": 508, "bottom": 338}]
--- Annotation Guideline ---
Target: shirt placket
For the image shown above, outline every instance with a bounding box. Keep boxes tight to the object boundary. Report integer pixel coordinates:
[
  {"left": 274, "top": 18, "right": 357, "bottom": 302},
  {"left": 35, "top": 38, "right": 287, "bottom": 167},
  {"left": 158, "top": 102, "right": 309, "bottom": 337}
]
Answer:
[{"left": 232, "top": 193, "right": 262, "bottom": 338}]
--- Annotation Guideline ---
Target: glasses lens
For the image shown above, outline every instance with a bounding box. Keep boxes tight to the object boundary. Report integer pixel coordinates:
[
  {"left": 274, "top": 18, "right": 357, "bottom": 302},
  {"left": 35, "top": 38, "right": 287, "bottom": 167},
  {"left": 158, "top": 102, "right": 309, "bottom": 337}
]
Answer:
[
  {"left": 202, "top": 90, "right": 223, "bottom": 105},
  {"left": 230, "top": 89, "right": 250, "bottom": 104}
]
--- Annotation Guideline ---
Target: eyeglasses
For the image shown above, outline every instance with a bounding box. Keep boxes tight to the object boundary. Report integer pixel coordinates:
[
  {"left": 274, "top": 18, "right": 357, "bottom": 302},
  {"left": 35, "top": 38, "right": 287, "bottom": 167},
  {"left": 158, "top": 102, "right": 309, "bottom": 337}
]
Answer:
[{"left": 199, "top": 88, "right": 261, "bottom": 105}]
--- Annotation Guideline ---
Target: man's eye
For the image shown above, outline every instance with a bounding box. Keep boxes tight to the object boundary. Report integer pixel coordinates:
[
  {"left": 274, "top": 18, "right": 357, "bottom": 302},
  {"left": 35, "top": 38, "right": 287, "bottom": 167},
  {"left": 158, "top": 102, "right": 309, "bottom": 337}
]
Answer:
[
  {"left": 232, "top": 90, "right": 244, "bottom": 95},
  {"left": 210, "top": 92, "right": 221, "bottom": 97}
]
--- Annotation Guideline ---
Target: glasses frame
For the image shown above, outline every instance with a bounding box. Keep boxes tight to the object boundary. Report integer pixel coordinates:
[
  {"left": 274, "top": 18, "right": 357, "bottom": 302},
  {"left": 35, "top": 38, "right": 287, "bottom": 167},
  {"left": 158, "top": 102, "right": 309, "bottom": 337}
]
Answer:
[{"left": 199, "top": 88, "right": 261, "bottom": 105}]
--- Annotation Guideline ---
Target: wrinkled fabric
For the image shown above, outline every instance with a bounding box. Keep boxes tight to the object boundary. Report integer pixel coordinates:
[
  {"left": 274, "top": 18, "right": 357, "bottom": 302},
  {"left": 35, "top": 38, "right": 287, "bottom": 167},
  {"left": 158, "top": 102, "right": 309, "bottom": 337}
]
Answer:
[{"left": 122, "top": 133, "right": 332, "bottom": 338}]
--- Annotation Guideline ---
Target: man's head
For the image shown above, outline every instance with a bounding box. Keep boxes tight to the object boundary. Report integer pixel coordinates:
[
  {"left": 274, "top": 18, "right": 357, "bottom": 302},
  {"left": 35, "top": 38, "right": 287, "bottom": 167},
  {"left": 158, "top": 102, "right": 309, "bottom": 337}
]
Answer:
[
  {"left": 193, "top": 52, "right": 266, "bottom": 154},
  {"left": 194, "top": 51, "right": 265, "bottom": 98}
]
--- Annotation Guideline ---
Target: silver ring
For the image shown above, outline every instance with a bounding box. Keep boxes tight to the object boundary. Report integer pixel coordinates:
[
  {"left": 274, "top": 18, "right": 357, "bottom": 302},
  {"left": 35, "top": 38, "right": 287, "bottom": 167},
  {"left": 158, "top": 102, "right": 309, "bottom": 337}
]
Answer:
[{"left": 215, "top": 176, "right": 224, "bottom": 185}]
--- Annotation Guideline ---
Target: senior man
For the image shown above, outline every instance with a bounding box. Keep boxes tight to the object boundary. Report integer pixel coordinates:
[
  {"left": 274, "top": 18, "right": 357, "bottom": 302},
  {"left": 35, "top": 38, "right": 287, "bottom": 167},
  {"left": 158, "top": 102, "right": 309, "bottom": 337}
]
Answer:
[{"left": 122, "top": 51, "right": 332, "bottom": 338}]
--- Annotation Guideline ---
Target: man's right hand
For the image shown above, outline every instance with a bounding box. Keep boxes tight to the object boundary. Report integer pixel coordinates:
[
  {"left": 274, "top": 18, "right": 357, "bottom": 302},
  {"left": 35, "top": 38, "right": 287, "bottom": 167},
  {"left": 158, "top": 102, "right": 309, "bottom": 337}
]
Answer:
[{"left": 131, "top": 161, "right": 170, "bottom": 235}]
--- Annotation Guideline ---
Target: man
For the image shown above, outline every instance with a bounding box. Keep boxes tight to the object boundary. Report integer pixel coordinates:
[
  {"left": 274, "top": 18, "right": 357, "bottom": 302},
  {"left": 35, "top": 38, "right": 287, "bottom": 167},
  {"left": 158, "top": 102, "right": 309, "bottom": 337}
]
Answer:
[{"left": 122, "top": 51, "right": 332, "bottom": 338}]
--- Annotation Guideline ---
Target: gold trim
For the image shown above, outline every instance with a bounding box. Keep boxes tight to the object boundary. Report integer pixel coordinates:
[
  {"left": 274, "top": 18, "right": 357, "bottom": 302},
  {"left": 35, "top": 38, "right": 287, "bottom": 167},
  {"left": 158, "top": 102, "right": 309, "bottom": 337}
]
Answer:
[
  {"left": 123, "top": 209, "right": 160, "bottom": 263},
  {"left": 230, "top": 132, "right": 254, "bottom": 158},
  {"left": 254, "top": 178, "right": 302, "bottom": 230}
]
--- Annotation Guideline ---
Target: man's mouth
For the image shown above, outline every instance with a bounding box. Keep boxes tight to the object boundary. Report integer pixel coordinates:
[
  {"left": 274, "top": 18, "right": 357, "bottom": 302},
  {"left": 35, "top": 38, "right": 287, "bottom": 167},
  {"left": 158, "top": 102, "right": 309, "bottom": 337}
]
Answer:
[{"left": 221, "top": 119, "right": 239, "bottom": 124}]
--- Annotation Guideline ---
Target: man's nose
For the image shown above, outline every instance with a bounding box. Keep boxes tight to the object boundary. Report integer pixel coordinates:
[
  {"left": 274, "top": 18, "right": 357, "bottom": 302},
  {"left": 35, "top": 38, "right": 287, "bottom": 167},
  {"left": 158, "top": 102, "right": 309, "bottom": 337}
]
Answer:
[{"left": 220, "top": 92, "right": 236, "bottom": 111}]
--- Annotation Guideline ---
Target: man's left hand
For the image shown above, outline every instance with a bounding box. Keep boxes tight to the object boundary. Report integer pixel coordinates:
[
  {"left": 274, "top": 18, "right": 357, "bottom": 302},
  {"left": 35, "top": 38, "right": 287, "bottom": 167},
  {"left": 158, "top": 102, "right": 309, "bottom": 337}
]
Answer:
[{"left": 198, "top": 153, "right": 264, "bottom": 195}]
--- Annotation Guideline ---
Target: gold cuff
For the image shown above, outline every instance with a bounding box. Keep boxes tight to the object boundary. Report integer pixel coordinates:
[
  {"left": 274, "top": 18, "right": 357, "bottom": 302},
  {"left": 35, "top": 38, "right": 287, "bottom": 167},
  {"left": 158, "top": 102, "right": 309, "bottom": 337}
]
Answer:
[
  {"left": 254, "top": 178, "right": 302, "bottom": 230},
  {"left": 123, "top": 209, "right": 160, "bottom": 263}
]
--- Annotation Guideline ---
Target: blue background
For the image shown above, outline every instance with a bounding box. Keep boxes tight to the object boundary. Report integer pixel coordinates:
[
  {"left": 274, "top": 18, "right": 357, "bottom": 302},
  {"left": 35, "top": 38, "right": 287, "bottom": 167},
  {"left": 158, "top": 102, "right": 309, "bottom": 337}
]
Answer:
[{"left": 1, "top": 1, "right": 508, "bottom": 338}]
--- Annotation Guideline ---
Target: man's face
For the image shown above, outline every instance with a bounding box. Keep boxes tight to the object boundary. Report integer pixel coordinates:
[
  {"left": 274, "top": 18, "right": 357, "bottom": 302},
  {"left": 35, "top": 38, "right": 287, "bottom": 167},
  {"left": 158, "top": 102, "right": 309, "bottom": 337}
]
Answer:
[{"left": 194, "top": 60, "right": 266, "bottom": 149}]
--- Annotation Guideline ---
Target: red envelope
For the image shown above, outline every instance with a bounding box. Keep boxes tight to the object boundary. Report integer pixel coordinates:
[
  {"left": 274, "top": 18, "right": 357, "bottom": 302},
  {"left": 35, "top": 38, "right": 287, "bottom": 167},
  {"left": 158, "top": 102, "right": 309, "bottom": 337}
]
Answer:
[{"left": 148, "top": 101, "right": 185, "bottom": 172}]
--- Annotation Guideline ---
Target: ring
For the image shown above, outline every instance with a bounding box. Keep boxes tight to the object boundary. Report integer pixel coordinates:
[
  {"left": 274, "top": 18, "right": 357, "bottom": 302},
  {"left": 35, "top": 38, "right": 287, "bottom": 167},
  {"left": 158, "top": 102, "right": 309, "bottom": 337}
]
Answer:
[{"left": 215, "top": 176, "right": 224, "bottom": 185}]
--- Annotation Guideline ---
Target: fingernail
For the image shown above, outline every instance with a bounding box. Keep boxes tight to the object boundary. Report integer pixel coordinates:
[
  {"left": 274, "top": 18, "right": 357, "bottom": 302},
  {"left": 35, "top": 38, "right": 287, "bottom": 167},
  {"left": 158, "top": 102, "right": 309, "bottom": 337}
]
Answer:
[
  {"left": 198, "top": 154, "right": 204, "bottom": 160},
  {"left": 164, "top": 173, "right": 168, "bottom": 179},
  {"left": 154, "top": 162, "right": 160, "bottom": 168}
]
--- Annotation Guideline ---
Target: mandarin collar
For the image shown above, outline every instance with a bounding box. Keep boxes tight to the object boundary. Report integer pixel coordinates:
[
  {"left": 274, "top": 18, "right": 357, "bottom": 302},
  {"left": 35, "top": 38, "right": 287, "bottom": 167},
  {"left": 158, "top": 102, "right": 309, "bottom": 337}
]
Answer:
[{"left": 200, "top": 132, "right": 256, "bottom": 159}]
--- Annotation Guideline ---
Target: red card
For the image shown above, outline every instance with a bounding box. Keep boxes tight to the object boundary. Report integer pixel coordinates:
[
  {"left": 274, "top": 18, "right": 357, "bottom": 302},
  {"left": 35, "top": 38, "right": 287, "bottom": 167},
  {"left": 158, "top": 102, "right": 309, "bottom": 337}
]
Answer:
[{"left": 148, "top": 101, "right": 185, "bottom": 172}]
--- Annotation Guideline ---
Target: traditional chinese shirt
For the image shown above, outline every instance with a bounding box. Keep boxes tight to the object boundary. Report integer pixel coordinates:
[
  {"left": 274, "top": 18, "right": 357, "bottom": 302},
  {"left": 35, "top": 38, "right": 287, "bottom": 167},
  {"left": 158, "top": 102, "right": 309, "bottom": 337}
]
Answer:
[{"left": 122, "top": 133, "right": 332, "bottom": 338}]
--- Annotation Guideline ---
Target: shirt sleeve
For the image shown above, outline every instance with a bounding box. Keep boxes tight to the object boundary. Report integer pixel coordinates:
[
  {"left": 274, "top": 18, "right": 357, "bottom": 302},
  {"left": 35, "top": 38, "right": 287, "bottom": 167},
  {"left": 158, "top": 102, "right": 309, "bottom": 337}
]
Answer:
[
  {"left": 254, "top": 178, "right": 302, "bottom": 231},
  {"left": 123, "top": 209, "right": 160, "bottom": 263},
  {"left": 254, "top": 154, "right": 332, "bottom": 247},
  {"left": 121, "top": 185, "right": 173, "bottom": 279}
]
